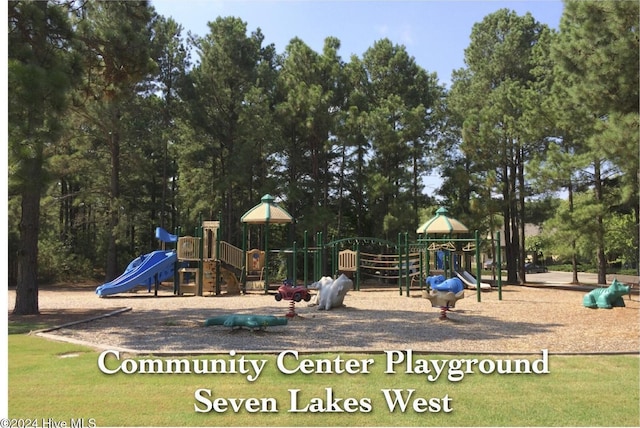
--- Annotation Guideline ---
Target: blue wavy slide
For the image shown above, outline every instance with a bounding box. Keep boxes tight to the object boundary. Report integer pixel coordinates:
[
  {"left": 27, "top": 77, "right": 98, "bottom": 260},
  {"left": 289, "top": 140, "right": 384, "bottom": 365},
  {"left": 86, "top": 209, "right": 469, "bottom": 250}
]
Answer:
[{"left": 96, "top": 250, "right": 176, "bottom": 297}]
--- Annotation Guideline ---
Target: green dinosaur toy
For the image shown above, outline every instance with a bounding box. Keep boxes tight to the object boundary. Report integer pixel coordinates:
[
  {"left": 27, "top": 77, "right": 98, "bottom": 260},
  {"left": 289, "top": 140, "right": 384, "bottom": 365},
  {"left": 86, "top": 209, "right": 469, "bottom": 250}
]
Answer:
[
  {"left": 204, "top": 314, "right": 288, "bottom": 330},
  {"left": 583, "top": 279, "right": 630, "bottom": 309}
]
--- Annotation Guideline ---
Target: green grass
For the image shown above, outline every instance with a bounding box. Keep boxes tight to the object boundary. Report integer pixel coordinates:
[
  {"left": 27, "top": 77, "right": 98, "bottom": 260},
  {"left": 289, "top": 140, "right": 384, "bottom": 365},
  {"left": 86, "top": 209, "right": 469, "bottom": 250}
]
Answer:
[
  {"left": 8, "top": 334, "right": 640, "bottom": 427},
  {"left": 550, "top": 264, "right": 637, "bottom": 276},
  {"left": 9, "top": 321, "right": 52, "bottom": 335}
]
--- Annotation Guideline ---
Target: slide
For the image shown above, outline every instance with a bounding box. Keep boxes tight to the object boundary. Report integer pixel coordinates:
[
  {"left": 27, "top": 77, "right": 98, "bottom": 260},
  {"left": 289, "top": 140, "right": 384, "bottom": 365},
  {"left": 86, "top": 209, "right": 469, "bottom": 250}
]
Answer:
[
  {"left": 155, "top": 226, "right": 177, "bottom": 243},
  {"left": 96, "top": 250, "right": 176, "bottom": 297},
  {"left": 455, "top": 269, "right": 492, "bottom": 291}
]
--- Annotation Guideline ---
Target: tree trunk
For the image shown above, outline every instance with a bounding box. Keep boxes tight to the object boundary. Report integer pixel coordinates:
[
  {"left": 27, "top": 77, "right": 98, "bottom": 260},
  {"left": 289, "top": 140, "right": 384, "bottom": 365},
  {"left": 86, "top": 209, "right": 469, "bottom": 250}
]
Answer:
[
  {"left": 504, "top": 158, "right": 519, "bottom": 285},
  {"left": 161, "top": 137, "right": 168, "bottom": 230},
  {"left": 568, "top": 182, "right": 580, "bottom": 284},
  {"left": 593, "top": 160, "right": 607, "bottom": 284},
  {"left": 14, "top": 159, "right": 42, "bottom": 315},
  {"left": 106, "top": 131, "right": 120, "bottom": 281},
  {"left": 517, "top": 145, "right": 526, "bottom": 285}
]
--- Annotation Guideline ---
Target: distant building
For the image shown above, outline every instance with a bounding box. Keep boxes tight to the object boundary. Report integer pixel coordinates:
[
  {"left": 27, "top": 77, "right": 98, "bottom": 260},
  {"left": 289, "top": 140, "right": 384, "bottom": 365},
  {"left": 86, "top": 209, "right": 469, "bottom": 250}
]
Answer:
[{"left": 483, "top": 224, "right": 544, "bottom": 269}]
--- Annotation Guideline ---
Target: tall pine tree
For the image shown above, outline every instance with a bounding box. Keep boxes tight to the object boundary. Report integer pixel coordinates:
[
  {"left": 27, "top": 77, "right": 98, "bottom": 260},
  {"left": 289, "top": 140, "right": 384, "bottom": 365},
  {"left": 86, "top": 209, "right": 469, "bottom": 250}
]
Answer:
[{"left": 9, "top": 0, "right": 81, "bottom": 314}]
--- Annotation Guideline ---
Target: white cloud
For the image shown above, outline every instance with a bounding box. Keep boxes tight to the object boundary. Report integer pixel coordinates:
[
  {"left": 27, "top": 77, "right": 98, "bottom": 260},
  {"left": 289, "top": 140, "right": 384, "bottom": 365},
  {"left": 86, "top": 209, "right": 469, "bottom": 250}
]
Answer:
[
  {"left": 375, "top": 24, "right": 390, "bottom": 36},
  {"left": 373, "top": 22, "right": 414, "bottom": 46},
  {"left": 399, "top": 24, "right": 414, "bottom": 45}
]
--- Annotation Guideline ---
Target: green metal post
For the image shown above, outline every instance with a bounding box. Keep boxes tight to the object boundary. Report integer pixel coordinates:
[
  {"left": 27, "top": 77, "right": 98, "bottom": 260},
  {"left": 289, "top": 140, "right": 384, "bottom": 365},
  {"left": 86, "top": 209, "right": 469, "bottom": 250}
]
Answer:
[
  {"left": 330, "top": 243, "right": 335, "bottom": 277},
  {"left": 173, "top": 226, "right": 181, "bottom": 295},
  {"left": 292, "top": 241, "right": 297, "bottom": 284},
  {"left": 242, "top": 223, "right": 247, "bottom": 293},
  {"left": 317, "top": 231, "right": 323, "bottom": 279},
  {"left": 405, "top": 232, "right": 410, "bottom": 296},
  {"left": 397, "top": 233, "right": 403, "bottom": 296},
  {"left": 497, "top": 231, "right": 502, "bottom": 300},
  {"left": 314, "top": 232, "right": 321, "bottom": 280},
  {"left": 419, "top": 238, "right": 425, "bottom": 289},
  {"left": 355, "top": 242, "right": 361, "bottom": 291},
  {"left": 216, "top": 211, "right": 222, "bottom": 295},
  {"left": 197, "top": 224, "right": 204, "bottom": 297},
  {"left": 303, "top": 230, "right": 309, "bottom": 285},
  {"left": 425, "top": 242, "right": 430, "bottom": 278},
  {"left": 475, "top": 230, "right": 481, "bottom": 302},
  {"left": 264, "top": 221, "right": 270, "bottom": 293},
  {"left": 445, "top": 235, "right": 451, "bottom": 279}
]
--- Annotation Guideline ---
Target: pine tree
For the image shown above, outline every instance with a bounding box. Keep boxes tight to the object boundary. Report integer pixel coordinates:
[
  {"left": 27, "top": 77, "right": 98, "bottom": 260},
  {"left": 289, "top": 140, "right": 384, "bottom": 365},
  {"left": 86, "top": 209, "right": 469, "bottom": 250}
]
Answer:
[
  {"left": 553, "top": 0, "right": 639, "bottom": 281},
  {"left": 9, "top": 0, "right": 81, "bottom": 314},
  {"left": 71, "top": 1, "right": 156, "bottom": 280},
  {"left": 447, "top": 9, "right": 551, "bottom": 283}
]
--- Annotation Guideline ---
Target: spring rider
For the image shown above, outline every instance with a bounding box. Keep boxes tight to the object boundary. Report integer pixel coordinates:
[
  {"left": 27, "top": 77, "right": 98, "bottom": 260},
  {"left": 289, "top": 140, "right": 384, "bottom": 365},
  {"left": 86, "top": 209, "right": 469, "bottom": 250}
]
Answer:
[
  {"left": 274, "top": 279, "right": 312, "bottom": 318},
  {"left": 204, "top": 314, "right": 288, "bottom": 330},
  {"left": 308, "top": 274, "right": 352, "bottom": 310},
  {"left": 425, "top": 275, "right": 465, "bottom": 320},
  {"left": 583, "top": 278, "right": 630, "bottom": 309}
]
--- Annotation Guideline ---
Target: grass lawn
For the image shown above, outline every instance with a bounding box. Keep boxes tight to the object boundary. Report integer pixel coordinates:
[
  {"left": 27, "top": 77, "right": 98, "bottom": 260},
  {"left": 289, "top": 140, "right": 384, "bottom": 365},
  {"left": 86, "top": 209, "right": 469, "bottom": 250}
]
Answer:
[{"left": 8, "top": 333, "right": 640, "bottom": 427}]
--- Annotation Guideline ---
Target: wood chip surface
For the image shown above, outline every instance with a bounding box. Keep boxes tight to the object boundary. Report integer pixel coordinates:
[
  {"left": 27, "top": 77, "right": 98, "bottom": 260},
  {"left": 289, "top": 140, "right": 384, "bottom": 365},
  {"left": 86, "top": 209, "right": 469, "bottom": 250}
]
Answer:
[{"left": 9, "top": 283, "right": 639, "bottom": 355}]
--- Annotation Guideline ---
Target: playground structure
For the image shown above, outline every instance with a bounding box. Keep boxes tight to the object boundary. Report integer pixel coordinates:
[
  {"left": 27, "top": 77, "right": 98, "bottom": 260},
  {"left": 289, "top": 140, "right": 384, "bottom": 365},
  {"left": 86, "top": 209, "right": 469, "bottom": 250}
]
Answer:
[
  {"left": 96, "top": 197, "right": 503, "bottom": 305},
  {"left": 175, "top": 220, "right": 245, "bottom": 296},
  {"left": 455, "top": 269, "right": 492, "bottom": 291},
  {"left": 326, "top": 229, "right": 502, "bottom": 302},
  {"left": 95, "top": 194, "right": 295, "bottom": 297},
  {"left": 94, "top": 220, "right": 254, "bottom": 297},
  {"left": 96, "top": 227, "right": 178, "bottom": 297}
]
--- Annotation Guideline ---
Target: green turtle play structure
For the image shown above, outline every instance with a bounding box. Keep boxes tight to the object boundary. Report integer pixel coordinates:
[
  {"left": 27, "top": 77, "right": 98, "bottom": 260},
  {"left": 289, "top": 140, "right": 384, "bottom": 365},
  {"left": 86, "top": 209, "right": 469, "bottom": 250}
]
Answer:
[
  {"left": 204, "top": 314, "right": 288, "bottom": 330},
  {"left": 583, "top": 279, "right": 630, "bottom": 309}
]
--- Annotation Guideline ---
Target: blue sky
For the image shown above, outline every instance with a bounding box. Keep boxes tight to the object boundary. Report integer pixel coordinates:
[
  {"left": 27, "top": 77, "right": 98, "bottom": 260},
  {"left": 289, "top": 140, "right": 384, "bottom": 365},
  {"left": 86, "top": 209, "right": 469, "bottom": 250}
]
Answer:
[{"left": 152, "top": 0, "right": 565, "bottom": 88}]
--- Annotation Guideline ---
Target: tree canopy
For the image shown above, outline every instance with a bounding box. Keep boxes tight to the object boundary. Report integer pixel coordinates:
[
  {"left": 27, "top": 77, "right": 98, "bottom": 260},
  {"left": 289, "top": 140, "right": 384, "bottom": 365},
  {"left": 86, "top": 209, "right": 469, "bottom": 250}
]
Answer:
[{"left": 8, "top": 0, "right": 638, "bottom": 314}]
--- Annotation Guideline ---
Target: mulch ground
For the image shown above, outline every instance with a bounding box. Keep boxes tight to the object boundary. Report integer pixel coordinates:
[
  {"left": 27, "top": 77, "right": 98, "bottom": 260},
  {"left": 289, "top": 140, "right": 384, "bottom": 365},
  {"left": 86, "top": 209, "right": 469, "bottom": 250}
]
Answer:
[
  {"left": 8, "top": 281, "right": 114, "bottom": 329},
  {"left": 7, "top": 279, "right": 640, "bottom": 354}
]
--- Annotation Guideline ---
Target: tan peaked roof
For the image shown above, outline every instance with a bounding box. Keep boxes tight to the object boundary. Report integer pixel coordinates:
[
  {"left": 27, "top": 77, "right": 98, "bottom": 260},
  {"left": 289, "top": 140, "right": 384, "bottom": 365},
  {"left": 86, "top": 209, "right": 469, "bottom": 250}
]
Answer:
[
  {"left": 241, "top": 194, "right": 293, "bottom": 224},
  {"left": 416, "top": 207, "right": 469, "bottom": 234}
]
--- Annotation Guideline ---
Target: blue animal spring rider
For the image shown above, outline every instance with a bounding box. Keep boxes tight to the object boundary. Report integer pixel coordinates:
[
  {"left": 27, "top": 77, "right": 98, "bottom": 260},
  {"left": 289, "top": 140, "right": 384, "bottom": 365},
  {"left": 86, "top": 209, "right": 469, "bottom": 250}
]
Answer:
[{"left": 425, "top": 275, "right": 465, "bottom": 320}]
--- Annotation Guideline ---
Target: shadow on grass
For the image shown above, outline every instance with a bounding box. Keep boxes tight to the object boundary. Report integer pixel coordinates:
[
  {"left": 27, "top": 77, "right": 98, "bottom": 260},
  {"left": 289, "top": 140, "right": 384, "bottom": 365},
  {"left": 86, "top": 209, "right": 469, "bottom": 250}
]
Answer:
[{"left": 8, "top": 308, "right": 123, "bottom": 335}]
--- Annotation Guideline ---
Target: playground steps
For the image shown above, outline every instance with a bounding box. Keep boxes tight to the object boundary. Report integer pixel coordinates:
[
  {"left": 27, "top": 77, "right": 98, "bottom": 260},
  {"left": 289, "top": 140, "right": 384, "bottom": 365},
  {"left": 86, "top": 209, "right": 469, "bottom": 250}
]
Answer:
[
  {"left": 244, "top": 280, "right": 266, "bottom": 292},
  {"left": 177, "top": 262, "right": 243, "bottom": 296},
  {"left": 179, "top": 284, "right": 197, "bottom": 295},
  {"left": 202, "top": 261, "right": 241, "bottom": 295},
  {"left": 241, "top": 268, "right": 266, "bottom": 292}
]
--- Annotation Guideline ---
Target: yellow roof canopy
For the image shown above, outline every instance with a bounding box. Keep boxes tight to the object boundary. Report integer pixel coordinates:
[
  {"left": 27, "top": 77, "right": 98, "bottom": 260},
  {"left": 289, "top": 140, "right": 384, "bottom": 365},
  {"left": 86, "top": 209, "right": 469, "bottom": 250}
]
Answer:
[
  {"left": 416, "top": 207, "right": 469, "bottom": 234},
  {"left": 241, "top": 194, "right": 293, "bottom": 224}
]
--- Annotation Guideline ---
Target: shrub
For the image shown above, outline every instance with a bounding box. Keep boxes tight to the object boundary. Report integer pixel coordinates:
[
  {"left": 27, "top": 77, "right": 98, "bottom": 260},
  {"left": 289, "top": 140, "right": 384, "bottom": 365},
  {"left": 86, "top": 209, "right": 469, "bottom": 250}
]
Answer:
[{"left": 37, "top": 239, "right": 94, "bottom": 283}]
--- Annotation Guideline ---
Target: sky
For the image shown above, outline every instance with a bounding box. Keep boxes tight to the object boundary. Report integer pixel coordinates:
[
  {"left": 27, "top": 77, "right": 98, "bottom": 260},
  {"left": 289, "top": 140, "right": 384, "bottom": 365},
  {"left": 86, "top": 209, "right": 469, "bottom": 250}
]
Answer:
[{"left": 152, "top": 0, "right": 565, "bottom": 88}]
